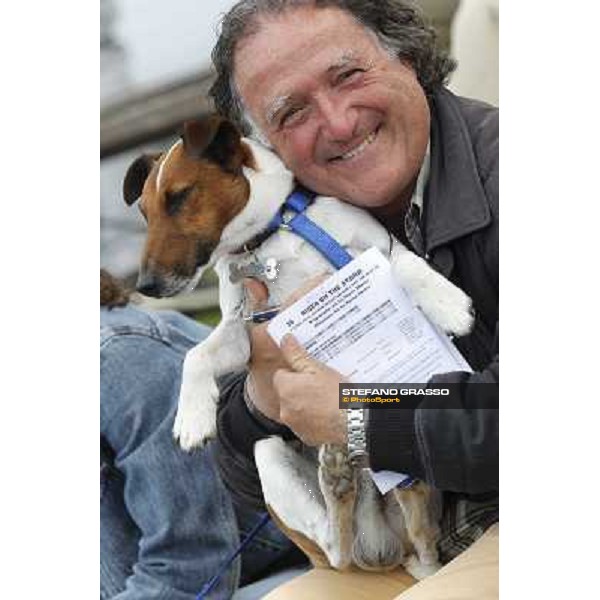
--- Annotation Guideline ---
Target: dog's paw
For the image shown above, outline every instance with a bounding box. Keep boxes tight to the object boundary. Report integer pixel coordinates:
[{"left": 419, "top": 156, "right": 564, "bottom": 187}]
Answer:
[
  {"left": 392, "top": 253, "right": 474, "bottom": 337},
  {"left": 417, "top": 281, "right": 474, "bottom": 337},
  {"left": 352, "top": 533, "right": 403, "bottom": 572},
  {"left": 173, "top": 400, "right": 217, "bottom": 451},
  {"left": 435, "top": 289, "right": 474, "bottom": 337},
  {"left": 319, "top": 444, "right": 355, "bottom": 500},
  {"left": 403, "top": 554, "right": 441, "bottom": 580},
  {"left": 173, "top": 383, "right": 218, "bottom": 451}
]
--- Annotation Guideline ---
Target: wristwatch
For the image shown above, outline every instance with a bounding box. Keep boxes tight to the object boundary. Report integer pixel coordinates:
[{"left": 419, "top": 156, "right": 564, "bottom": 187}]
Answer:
[{"left": 346, "top": 408, "right": 369, "bottom": 468}]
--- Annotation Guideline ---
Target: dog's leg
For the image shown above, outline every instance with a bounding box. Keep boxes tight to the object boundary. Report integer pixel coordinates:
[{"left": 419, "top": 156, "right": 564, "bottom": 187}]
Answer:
[
  {"left": 382, "top": 488, "right": 411, "bottom": 550},
  {"left": 255, "top": 437, "right": 352, "bottom": 568},
  {"left": 174, "top": 315, "right": 250, "bottom": 450},
  {"left": 317, "top": 444, "right": 356, "bottom": 570},
  {"left": 389, "top": 243, "right": 474, "bottom": 336},
  {"left": 352, "top": 471, "right": 405, "bottom": 571},
  {"left": 174, "top": 276, "right": 249, "bottom": 450},
  {"left": 393, "top": 482, "right": 442, "bottom": 580}
]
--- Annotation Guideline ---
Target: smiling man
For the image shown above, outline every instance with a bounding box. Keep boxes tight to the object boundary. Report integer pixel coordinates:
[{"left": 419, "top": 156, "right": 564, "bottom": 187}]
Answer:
[
  {"left": 211, "top": 0, "right": 498, "bottom": 598},
  {"left": 232, "top": 7, "right": 430, "bottom": 215}
]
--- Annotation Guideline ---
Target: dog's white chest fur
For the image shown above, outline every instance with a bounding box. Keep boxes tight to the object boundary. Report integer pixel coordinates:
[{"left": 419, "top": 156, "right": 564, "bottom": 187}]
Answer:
[{"left": 173, "top": 139, "right": 474, "bottom": 578}]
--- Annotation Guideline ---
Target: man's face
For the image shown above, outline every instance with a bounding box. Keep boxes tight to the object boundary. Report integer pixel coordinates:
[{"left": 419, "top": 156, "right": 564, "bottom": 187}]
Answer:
[{"left": 233, "top": 6, "right": 431, "bottom": 214}]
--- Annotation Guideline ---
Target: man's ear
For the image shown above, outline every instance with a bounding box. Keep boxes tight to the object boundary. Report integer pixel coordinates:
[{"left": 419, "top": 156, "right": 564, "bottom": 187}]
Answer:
[
  {"left": 182, "top": 116, "right": 244, "bottom": 175},
  {"left": 123, "top": 154, "right": 159, "bottom": 205}
]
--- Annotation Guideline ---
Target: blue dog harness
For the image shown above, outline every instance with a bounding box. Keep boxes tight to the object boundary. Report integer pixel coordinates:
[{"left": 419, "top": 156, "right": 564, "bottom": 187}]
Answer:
[{"left": 266, "top": 187, "right": 354, "bottom": 269}]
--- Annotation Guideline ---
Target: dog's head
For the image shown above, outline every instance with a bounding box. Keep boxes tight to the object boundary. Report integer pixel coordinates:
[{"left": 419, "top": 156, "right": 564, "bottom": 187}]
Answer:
[{"left": 123, "top": 116, "right": 255, "bottom": 297}]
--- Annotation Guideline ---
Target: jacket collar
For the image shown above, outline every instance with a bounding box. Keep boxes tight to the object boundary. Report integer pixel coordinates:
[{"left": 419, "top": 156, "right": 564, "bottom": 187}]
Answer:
[{"left": 424, "top": 88, "right": 492, "bottom": 254}]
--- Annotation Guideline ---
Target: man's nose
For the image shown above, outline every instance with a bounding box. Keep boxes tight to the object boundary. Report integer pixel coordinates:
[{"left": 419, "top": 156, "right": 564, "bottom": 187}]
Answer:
[{"left": 317, "top": 94, "right": 357, "bottom": 142}]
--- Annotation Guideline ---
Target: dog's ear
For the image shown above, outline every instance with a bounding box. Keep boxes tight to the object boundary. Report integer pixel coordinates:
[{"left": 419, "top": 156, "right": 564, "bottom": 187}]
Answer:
[
  {"left": 123, "top": 154, "right": 158, "bottom": 206},
  {"left": 183, "top": 117, "right": 244, "bottom": 175}
]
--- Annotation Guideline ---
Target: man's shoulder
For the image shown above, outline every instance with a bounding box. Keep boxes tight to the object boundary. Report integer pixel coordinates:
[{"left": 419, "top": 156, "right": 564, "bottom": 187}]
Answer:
[
  {"left": 453, "top": 94, "right": 499, "bottom": 234},
  {"left": 455, "top": 94, "right": 498, "bottom": 132},
  {"left": 431, "top": 88, "right": 498, "bottom": 213},
  {"left": 454, "top": 94, "right": 498, "bottom": 180}
]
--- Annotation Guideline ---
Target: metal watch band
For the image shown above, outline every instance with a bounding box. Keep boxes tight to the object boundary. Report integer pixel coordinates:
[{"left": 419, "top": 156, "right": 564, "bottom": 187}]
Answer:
[{"left": 347, "top": 407, "right": 368, "bottom": 466}]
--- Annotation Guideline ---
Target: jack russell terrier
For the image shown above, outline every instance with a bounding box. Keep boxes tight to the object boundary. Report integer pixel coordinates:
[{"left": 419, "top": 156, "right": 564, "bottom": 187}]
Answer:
[{"left": 123, "top": 115, "right": 473, "bottom": 579}]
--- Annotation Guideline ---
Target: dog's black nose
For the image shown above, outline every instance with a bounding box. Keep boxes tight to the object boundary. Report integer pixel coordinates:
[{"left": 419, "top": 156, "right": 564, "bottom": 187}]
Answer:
[{"left": 136, "top": 273, "right": 162, "bottom": 298}]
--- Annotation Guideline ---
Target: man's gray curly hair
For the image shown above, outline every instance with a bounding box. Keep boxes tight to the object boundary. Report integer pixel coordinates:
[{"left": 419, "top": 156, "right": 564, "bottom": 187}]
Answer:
[{"left": 209, "top": 0, "right": 456, "bottom": 139}]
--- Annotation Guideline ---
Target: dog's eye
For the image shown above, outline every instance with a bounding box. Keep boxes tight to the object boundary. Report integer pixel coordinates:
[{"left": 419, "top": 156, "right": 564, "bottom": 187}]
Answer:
[{"left": 165, "top": 186, "right": 193, "bottom": 216}]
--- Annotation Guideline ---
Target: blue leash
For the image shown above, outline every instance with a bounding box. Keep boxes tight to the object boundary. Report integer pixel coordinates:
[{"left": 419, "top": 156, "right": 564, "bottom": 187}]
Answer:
[
  {"left": 196, "top": 512, "right": 272, "bottom": 599},
  {"left": 196, "top": 188, "right": 413, "bottom": 597}
]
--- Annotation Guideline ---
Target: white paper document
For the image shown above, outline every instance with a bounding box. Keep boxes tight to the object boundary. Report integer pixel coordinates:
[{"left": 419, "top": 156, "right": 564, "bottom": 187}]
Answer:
[
  {"left": 267, "top": 247, "right": 472, "bottom": 494},
  {"left": 267, "top": 247, "right": 472, "bottom": 383}
]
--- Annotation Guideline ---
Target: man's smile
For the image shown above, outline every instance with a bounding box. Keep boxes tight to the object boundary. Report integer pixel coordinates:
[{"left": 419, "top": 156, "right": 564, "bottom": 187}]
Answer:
[{"left": 328, "top": 125, "right": 381, "bottom": 163}]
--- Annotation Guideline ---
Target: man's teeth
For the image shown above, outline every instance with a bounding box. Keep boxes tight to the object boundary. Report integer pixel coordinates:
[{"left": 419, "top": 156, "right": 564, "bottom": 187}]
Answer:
[{"left": 338, "top": 130, "right": 377, "bottom": 161}]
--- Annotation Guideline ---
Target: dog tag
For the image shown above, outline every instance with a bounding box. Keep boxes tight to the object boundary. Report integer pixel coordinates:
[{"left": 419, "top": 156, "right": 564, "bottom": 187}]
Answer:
[
  {"left": 229, "top": 262, "right": 260, "bottom": 283},
  {"left": 263, "top": 257, "right": 279, "bottom": 281},
  {"left": 229, "top": 258, "right": 279, "bottom": 283}
]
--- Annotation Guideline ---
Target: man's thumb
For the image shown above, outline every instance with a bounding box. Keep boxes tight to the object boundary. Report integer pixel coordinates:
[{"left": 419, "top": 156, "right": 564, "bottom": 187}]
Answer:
[
  {"left": 243, "top": 278, "right": 269, "bottom": 311},
  {"left": 280, "top": 334, "right": 321, "bottom": 373}
]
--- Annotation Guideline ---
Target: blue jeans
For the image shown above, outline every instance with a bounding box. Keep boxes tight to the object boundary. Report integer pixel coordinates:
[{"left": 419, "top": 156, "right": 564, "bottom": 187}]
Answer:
[{"left": 101, "top": 305, "right": 300, "bottom": 599}]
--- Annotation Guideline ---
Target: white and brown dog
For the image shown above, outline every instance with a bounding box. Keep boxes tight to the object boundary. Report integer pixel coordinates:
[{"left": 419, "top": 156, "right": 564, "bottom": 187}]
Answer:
[{"left": 123, "top": 116, "right": 473, "bottom": 579}]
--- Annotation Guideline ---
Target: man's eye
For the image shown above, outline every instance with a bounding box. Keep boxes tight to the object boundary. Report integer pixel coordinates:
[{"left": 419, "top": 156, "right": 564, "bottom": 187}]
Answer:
[
  {"left": 337, "top": 68, "right": 364, "bottom": 83},
  {"left": 280, "top": 106, "right": 308, "bottom": 128},
  {"left": 165, "top": 186, "right": 193, "bottom": 216}
]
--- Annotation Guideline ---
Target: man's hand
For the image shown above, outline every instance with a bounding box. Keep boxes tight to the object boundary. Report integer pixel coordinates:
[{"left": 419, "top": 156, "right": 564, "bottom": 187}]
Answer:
[
  {"left": 275, "top": 334, "right": 347, "bottom": 447},
  {"left": 243, "top": 276, "right": 328, "bottom": 422},
  {"left": 243, "top": 275, "right": 347, "bottom": 445},
  {"left": 243, "top": 278, "right": 286, "bottom": 423}
]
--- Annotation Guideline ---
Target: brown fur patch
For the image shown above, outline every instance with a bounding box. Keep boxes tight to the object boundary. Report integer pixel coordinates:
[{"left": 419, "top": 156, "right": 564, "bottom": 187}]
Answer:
[
  {"left": 266, "top": 504, "right": 331, "bottom": 569},
  {"left": 393, "top": 482, "right": 439, "bottom": 549},
  {"left": 139, "top": 141, "right": 251, "bottom": 277},
  {"left": 100, "top": 269, "right": 131, "bottom": 307},
  {"left": 240, "top": 140, "right": 258, "bottom": 171}
]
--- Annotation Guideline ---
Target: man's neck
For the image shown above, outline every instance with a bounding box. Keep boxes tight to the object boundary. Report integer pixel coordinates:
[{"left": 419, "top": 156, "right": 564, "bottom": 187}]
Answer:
[
  {"left": 371, "top": 178, "right": 417, "bottom": 222},
  {"left": 370, "top": 140, "right": 431, "bottom": 253}
]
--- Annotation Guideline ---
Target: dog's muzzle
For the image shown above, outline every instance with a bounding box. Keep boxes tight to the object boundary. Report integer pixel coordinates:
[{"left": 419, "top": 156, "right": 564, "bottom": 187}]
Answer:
[
  {"left": 135, "top": 268, "right": 193, "bottom": 298},
  {"left": 135, "top": 271, "right": 163, "bottom": 298}
]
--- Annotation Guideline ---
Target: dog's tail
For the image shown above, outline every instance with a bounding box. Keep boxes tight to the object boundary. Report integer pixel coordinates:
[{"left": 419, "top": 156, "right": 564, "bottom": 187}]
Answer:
[{"left": 100, "top": 269, "right": 132, "bottom": 308}]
